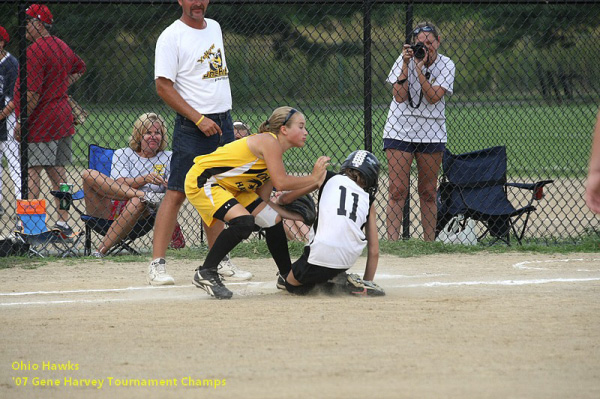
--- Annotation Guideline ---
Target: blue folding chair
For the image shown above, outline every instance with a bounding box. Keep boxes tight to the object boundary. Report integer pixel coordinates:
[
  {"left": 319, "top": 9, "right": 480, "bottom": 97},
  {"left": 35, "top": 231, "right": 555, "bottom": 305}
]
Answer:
[
  {"left": 437, "top": 146, "right": 553, "bottom": 245},
  {"left": 14, "top": 199, "right": 81, "bottom": 257},
  {"left": 52, "top": 144, "right": 155, "bottom": 256}
]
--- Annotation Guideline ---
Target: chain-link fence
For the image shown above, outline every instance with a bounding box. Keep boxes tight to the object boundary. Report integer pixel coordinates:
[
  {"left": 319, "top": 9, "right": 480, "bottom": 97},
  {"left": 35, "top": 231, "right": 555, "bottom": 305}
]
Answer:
[{"left": 0, "top": 0, "right": 598, "bottom": 254}]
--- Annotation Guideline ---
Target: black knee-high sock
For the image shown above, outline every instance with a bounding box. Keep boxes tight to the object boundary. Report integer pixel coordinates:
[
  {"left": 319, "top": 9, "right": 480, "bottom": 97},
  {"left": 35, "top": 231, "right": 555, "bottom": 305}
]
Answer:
[
  {"left": 200, "top": 229, "right": 243, "bottom": 271},
  {"left": 265, "top": 221, "right": 292, "bottom": 275}
]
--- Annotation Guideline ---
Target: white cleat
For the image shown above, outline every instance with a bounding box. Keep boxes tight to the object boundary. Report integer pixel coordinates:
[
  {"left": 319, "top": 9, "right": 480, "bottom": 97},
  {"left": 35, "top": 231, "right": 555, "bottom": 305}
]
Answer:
[
  {"left": 147, "top": 258, "right": 175, "bottom": 286},
  {"left": 217, "top": 254, "right": 253, "bottom": 281}
]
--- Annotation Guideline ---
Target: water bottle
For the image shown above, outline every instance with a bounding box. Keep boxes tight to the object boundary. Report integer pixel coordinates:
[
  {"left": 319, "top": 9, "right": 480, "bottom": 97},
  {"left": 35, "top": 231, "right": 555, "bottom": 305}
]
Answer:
[{"left": 59, "top": 183, "right": 71, "bottom": 210}]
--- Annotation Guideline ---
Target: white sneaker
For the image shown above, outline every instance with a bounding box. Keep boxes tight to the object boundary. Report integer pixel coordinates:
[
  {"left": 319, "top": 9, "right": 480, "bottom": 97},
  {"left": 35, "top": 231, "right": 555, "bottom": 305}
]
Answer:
[
  {"left": 217, "top": 254, "right": 253, "bottom": 281},
  {"left": 147, "top": 258, "right": 175, "bottom": 286}
]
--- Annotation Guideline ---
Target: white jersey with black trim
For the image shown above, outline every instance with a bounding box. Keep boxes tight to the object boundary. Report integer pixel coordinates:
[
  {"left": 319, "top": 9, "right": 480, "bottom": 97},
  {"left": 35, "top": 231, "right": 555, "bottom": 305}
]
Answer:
[{"left": 307, "top": 173, "right": 370, "bottom": 269}]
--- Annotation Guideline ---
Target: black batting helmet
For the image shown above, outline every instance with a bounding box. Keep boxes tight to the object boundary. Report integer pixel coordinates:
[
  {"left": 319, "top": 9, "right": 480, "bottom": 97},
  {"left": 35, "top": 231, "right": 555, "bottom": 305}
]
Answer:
[{"left": 341, "top": 150, "right": 381, "bottom": 196}]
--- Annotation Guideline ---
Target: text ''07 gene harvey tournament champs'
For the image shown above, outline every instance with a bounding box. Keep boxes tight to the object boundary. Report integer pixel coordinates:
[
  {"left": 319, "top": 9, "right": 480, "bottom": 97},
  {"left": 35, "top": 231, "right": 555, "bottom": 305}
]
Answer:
[{"left": 10, "top": 360, "right": 227, "bottom": 390}]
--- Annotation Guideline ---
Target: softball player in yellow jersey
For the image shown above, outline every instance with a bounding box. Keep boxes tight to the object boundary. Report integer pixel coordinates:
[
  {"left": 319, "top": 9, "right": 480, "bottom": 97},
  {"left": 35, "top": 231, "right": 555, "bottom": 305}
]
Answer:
[{"left": 185, "top": 106, "right": 330, "bottom": 299}]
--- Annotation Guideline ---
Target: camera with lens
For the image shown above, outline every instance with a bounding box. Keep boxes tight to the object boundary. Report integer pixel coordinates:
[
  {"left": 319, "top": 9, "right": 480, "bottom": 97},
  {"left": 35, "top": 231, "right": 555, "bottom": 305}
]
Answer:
[{"left": 411, "top": 42, "right": 427, "bottom": 60}]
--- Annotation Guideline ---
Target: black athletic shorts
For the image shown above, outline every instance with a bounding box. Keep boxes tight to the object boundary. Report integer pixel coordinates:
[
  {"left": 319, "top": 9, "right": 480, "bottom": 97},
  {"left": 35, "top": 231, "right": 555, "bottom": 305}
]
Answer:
[{"left": 291, "top": 246, "right": 347, "bottom": 286}]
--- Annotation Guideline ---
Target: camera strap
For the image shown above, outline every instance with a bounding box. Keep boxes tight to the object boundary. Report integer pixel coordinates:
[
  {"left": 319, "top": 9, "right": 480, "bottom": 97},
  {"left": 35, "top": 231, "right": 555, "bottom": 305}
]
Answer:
[{"left": 407, "top": 70, "right": 431, "bottom": 109}]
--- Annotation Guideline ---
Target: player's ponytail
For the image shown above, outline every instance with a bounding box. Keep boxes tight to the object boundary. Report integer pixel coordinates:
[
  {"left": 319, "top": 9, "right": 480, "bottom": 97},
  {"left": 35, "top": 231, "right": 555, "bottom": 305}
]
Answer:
[{"left": 258, "top": 106, "right": 299, "bottom": 135}]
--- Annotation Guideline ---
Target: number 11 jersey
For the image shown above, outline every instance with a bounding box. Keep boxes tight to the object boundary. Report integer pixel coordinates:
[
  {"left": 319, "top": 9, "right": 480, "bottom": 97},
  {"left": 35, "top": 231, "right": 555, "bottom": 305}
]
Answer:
[{"left": 307, "top": 172, "right": 371, "bottom": 269}]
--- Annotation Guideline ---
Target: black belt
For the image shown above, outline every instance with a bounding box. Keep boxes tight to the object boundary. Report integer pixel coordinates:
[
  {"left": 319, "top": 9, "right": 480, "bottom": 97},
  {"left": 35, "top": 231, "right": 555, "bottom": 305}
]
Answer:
[{"left": 177, "top": 112, "right": 229, "bottom": 127}]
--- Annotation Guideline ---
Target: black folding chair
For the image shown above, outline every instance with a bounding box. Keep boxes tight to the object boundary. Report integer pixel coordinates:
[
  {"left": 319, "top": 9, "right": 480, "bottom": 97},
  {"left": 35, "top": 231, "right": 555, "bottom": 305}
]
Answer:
[{"left": 437, "top": 146, "right": 553, "bottom": 245}]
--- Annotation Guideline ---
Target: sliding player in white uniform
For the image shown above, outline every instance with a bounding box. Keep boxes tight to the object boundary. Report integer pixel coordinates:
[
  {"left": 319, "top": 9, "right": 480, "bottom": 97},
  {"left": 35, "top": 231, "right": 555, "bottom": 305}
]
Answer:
[{"left": 280, "top": 150, "right": 385, "bottom": 296}]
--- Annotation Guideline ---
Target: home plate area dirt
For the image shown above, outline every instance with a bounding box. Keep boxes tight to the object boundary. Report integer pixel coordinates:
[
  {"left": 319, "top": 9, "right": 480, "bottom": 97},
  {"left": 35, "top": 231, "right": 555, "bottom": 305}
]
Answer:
[{"left": 1, "top": 252, "right": 599, "bottom": 399}]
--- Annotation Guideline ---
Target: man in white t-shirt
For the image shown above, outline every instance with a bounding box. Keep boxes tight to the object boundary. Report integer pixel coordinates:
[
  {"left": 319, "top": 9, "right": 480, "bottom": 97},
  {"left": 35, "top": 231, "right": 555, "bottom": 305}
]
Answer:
[
  {"left": 383, "top": 22, "right": 456, "bottom": 242},
  {"left": 150, "top": 0, "right": 252, "bottom": 285}
]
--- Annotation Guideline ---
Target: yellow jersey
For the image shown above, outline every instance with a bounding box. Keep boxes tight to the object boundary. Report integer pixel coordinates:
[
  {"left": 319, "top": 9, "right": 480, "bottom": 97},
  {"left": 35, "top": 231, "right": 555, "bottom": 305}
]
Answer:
[{"left": 190, "top": 133, "right": 274, "bottom": 194}]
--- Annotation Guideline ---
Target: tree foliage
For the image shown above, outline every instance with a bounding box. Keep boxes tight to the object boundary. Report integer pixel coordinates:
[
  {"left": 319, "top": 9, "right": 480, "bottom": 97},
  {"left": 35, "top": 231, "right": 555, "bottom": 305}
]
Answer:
[{"left": 479, "top": 4, "right": 600, "bottom": 51}]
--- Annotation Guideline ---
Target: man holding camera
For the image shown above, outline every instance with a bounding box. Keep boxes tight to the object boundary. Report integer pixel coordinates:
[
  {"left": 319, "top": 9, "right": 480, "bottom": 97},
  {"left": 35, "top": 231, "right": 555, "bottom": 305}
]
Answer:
[{"left": 383, "top": 22, "right": 455, "bottom": 242}]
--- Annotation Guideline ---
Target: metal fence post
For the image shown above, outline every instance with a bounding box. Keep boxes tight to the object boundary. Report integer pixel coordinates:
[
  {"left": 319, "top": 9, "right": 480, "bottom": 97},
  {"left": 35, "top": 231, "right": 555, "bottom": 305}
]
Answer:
[
  {"left": 363, "top": 0, "right": 373, "bottom": 152},
  {"left": 18, "top": 1, "right": 28, "bottom": 200},
  {"left": 401, "top": 0, "right": 414, "bottom": 240}
]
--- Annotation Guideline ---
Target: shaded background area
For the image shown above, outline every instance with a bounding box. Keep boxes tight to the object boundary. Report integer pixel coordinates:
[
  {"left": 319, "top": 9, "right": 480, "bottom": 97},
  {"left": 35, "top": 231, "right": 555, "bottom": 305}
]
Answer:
[{"left": 0, "top": 0, "right": 598, "bottom": 248}]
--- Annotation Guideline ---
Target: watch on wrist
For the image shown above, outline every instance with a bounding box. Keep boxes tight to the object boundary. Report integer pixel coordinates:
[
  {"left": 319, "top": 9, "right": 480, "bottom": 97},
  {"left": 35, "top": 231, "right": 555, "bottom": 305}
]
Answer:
[{"left": 396, "top": 78, "right": 407, "bottom": 85}]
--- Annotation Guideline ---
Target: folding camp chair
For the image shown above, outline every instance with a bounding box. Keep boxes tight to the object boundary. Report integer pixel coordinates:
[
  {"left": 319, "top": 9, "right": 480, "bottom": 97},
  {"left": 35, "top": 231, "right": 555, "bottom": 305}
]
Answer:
[
  {"left": 437, "top": 146, "right": 553, "bottom": 245},
  {"left": 14, "top": 199, "right": 82, "bottom": 257},
  {"left": 51, "top": 144, "right": 155, "bottom": 256}
]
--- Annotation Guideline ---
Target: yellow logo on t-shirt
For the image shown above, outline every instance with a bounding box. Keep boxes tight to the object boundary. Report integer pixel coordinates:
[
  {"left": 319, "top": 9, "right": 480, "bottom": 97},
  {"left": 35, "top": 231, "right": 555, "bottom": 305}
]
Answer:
[
  {"left": 199, "top": 44, "right": 228, "bottom": 79},
  {"left": 153, "top": 164, "right": 166, "bottom": 176}
]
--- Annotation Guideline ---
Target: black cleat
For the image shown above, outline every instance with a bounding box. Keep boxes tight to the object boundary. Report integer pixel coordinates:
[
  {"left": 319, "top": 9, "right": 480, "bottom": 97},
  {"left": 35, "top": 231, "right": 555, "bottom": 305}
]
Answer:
[
  {"left": 276, "top": 273, "right": 286, "bottom": 290},
  {"left": 193, "top": 268, "right": 233, "bottom": 300}
]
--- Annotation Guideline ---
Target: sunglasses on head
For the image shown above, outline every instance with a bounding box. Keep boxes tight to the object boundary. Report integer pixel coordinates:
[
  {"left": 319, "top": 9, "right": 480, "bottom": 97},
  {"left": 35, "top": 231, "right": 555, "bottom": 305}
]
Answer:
[
  {"left": 413, "top": 25, "right": 436, "bottom": 36},
  {"left": 283, "top": 108, "right": 298, "bottom": 126}
]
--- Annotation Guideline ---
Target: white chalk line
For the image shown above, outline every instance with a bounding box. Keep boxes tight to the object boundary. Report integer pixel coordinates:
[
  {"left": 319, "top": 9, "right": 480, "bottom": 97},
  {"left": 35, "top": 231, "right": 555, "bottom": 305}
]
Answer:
[
  {"left": 390, "top": 277, "right": 600, "bottom": 288},
  {"left": 0, "top": 280, "right": 265, "bottom": 297},
  {"left": 1, "top": 298, "right": 130, "bottom": 307},
  {"left": 0, "top": 274, "right": 433, "bottom": 299},
  {"left": 4, "top": 276, "right": 600, "bottom": 307},
  {"left": 513, "top": 258, "right": 600, "bottom": 271},
  {"left": 0, "top": 281, "right": 280, "bottom": 307},
  {"left": 376, "top": 273, "right": 448, "bottom": 280},
  {"left": 0, "top": 284, "right": 191, "bottom": 297},
  {"left": 3, "top": 259, "right": 600, "bottom": 307}
]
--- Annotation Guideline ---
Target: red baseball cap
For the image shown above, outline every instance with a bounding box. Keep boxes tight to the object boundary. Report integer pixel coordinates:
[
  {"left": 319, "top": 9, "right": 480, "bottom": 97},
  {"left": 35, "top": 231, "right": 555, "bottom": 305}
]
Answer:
[
  {"left": 26, "top": 4, "right": 54, "bottom": 25},
  {"left": 0, "top": 26, "right": 9, "bottom": 44}
]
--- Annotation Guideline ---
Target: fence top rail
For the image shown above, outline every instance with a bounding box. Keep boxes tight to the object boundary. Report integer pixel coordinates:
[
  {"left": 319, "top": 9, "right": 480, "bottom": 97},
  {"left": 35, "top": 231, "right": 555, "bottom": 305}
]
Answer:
[{"left": 2, "top": 0, "right": 597, "bottom": 5}]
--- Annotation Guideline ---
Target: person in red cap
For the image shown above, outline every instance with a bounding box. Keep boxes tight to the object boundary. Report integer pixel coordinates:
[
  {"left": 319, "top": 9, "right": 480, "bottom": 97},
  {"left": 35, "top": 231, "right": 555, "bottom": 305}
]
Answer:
[
  {"left": 13, "top": 4, "right": 86, "bottom": 236},
  {"left": 0, "top": 25, "right": 21, "bottom": 215},
  {"left": 24, "top": 4, "right": 54, "bottom": 26}
]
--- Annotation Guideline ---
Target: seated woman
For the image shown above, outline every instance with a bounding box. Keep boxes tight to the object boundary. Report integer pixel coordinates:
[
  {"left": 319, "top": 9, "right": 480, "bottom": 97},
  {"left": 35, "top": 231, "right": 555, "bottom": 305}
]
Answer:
[{"left": 82, "top": 113, "right": 171, "bottom": 259}]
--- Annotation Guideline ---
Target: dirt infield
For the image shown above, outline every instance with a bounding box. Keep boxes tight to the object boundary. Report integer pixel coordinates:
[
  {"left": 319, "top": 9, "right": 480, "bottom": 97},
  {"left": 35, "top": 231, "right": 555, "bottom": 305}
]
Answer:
[{"left": 1, "top": 252, "right": 599, "bottom": 398}]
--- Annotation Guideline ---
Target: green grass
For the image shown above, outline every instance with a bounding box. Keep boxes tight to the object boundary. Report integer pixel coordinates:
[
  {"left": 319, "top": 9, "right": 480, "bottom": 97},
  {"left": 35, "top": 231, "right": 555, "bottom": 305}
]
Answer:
[
  {"left": 222, "top": 103, "right": 595, "bottom": 181},
  {"left": 2, "top": 232, "right": 597, "bottom": 270},
  {"left": 48, "top": 102, "right": 593, "bottom": 184},
  {"left": 73, "top": 102, "right": 594, "bottom": 178}
]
